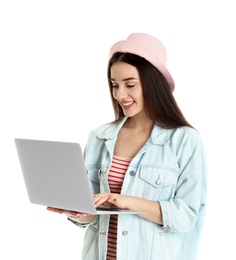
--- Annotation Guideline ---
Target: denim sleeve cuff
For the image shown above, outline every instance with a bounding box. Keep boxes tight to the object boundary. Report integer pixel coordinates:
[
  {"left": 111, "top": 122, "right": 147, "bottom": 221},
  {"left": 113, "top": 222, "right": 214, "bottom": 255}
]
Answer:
[
  {"left": 159, "top": 201, "right": 173, "bottom": 232},
  {"left": 67, "top": 217, "right": 88, "bottom": 228},
  {"left": 67, "top": 216, "right": 98, "bottom": 229}
]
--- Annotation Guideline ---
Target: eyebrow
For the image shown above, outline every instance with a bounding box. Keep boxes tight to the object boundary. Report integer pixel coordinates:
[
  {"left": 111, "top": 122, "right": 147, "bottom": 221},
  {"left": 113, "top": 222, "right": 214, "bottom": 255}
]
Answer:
[{"left": 110, "top": 77, "right": 138, "bottom": 82}]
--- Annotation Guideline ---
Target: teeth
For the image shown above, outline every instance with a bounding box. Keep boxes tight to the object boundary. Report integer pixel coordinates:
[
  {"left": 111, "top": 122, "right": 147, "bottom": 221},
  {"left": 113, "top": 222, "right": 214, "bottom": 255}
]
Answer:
[{"left": 123, "top": 102, "right": 133, "bottom": 106}]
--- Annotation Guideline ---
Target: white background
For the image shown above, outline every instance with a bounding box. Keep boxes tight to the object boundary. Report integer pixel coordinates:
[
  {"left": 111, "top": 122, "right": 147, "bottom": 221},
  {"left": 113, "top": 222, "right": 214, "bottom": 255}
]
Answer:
[{"left": 0, "top": 0, "right": 235, "bottom": 259}]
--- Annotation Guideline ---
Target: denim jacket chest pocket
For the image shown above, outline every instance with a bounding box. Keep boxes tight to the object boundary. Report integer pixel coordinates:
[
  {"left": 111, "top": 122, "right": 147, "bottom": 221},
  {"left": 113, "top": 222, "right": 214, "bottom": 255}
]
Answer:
[{"left": 138, "top": 165, "right": 178, "bottom": 201}]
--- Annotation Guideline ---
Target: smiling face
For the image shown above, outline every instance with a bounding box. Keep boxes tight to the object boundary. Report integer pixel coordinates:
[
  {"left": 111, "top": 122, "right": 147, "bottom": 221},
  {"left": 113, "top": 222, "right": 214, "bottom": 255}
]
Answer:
[{"left": 110, "top": 62, "right": 145, "bottom": 118}]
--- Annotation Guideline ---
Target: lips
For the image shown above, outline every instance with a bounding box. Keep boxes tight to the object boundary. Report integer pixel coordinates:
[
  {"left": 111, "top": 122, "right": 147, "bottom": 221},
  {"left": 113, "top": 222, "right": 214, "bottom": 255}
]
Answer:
[{"left": 121, "top": 101, "right": 134, "bottom": 109}]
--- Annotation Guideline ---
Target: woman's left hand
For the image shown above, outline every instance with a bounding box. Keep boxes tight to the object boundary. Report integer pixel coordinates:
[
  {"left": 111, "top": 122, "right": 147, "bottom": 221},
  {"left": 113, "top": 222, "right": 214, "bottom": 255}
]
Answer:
[
  {"left": 93, "top": 193, "right": 163, "bottom": 224},
  {"left": 93, "top": 193, "right": 131, "bottom": 209}
]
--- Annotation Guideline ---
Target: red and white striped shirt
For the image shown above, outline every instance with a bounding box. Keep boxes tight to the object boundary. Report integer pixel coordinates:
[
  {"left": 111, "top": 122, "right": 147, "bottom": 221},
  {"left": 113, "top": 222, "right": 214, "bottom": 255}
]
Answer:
[{"left": 106, "top": 155, "right": 132, "bottom": 260}]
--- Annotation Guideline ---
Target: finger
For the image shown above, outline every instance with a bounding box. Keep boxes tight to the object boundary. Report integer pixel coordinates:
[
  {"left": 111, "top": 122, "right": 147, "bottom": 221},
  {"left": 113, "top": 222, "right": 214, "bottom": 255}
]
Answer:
[
  {"left": 46, "top": 207, "right": 64, "bottom": 214},
  {"left": 64, "top": 211, "right": 91, "bottom": 218},
  {"left": 64, "top": 211, "right": 77, "bottom": 218},
  {"left": 94, "top": 194, "right": 111, "bottom": 206},
  {"left": 93, "top": 193, "right": 107, "bottom": 204}
]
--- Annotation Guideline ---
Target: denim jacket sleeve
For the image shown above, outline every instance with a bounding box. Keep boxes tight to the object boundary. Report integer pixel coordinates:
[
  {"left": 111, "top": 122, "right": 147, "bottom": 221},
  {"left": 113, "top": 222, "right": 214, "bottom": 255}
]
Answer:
[{"left": 159, "top": 127, "right": 207, "bottom": 233}]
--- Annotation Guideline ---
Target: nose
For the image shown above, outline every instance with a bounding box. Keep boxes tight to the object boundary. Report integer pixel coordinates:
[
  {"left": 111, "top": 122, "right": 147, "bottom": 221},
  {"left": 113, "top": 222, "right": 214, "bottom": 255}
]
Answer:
[{"left": 114, "top": 86, "right": 128, "bottom": 100}]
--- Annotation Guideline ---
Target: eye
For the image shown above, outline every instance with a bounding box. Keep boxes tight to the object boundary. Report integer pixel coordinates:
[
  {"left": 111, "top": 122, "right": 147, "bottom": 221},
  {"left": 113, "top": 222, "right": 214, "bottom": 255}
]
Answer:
[
  {"left": 127, "top": 84, "right": 135, "bottom": 88},
  {"left": 111, "top": 84, "right": 118, "bottom": 89}
]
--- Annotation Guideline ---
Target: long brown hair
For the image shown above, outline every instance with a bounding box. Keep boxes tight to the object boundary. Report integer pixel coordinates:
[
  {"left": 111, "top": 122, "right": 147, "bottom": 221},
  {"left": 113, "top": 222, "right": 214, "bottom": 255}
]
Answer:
[{"left": 107, "top": 52, "right": 192, "bottom": 129}]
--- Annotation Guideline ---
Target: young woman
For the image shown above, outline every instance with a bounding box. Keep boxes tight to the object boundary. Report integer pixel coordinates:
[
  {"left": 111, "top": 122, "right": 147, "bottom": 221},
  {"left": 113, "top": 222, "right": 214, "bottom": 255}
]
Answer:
[{"left": 47, "top": 33, "right": 207, "bottom": 260}]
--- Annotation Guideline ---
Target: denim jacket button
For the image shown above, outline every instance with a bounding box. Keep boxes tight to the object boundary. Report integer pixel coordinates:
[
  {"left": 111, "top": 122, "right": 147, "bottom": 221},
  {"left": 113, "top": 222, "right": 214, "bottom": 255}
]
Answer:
[
  {"left": 129, "top": 170, "right": 136, "bottom": 176},
  {"left": 122, "top": 231, "right": 128, "bottom": 236},
  {"left": 99, "top": 170, "right": 106, "bottom": 175},
  {"left": 166, "top": 225, "right": 171, "bottom": 231}
]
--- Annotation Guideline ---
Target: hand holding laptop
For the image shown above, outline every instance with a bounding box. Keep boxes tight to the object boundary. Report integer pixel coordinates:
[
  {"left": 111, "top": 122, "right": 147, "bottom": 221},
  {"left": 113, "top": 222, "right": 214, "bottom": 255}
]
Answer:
[
  {"left": 46, "top": 206, "right": 83, "bottom": 216},
  {"left": 46, "top": 206, "right": 96, "bottom": 224},
  {"left": 46, "top": 191, "right": 135, "bottom": 222}
]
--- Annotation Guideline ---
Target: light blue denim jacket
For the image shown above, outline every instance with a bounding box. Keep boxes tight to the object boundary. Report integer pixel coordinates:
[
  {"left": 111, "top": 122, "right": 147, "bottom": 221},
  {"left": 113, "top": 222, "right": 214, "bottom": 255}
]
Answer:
[{"left": 80, "top": 117, "right": 207, "bottom": 260}]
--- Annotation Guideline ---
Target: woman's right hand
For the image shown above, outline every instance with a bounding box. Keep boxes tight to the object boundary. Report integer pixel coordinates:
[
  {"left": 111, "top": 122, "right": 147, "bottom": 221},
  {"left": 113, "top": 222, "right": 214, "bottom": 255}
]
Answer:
[
  {"left": 46, "top": 206, "right": 89, "bottom": 217},
  {"left": 46, "top": 206, "right": 96, "bottom": 224}
]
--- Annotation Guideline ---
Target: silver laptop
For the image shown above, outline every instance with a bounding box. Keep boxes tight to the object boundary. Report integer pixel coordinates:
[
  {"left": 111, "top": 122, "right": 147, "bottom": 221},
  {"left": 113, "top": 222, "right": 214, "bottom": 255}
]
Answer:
[{"left": 14, "top": 138, "right": 144, "bottom": 215}]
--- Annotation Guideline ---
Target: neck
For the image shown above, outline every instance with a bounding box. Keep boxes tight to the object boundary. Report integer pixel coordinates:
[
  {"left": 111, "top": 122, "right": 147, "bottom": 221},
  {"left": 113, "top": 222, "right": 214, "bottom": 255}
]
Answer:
[{"left": 124, "top": 114, "right": 154, "bottom": 131}]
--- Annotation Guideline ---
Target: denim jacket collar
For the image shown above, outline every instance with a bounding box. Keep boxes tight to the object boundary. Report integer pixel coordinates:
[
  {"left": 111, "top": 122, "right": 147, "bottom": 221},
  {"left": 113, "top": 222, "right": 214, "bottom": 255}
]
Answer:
[{"left": 96, "top": 117, "right": 170, "bottom": 145}]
